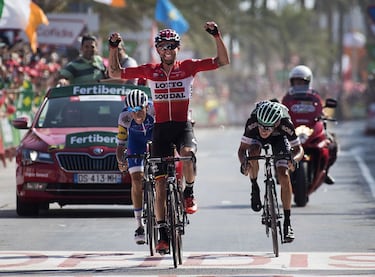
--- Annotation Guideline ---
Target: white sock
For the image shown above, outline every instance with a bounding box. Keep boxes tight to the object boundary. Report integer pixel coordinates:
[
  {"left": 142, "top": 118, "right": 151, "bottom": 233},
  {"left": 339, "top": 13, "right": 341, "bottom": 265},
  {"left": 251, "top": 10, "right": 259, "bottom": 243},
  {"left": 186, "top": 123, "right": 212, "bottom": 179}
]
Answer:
[{"left": 134, "top": 208, "right": 143, "bottom": 227}]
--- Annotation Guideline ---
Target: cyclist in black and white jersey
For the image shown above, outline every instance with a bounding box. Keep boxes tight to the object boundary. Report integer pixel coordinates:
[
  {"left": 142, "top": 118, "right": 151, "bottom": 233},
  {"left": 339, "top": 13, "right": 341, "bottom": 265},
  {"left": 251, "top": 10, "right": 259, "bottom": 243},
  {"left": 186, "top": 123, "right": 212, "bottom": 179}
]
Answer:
[{"left": 237, "top": 100, "right": 304, "bottom": 243}]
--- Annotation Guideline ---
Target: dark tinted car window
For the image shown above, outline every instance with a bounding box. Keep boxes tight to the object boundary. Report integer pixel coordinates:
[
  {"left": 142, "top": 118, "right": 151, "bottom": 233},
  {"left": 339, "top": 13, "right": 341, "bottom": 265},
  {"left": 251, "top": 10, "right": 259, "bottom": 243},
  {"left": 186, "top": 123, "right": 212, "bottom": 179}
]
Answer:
[{"left": 37, "top": 97, "right": 123, "bottom": 128}]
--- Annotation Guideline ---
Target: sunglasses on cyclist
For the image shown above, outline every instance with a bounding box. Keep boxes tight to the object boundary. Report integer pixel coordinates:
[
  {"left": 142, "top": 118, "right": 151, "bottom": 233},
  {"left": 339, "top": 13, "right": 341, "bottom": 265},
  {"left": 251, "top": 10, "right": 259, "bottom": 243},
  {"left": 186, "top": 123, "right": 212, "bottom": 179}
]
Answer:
[
  {"left": 128, "top": 106, "right": 144, "bottom": 112},
  {"left": 258, "top": 124, "right": 274, "bottom": 132},
  {"left": 157, "top": 43, "right": 179, "bottom": 51}
]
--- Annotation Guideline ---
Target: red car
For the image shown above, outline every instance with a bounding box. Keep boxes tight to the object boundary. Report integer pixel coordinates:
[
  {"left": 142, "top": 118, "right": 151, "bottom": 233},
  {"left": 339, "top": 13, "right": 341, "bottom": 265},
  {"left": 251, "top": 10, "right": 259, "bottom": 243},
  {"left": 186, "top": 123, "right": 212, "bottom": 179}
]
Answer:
[{"left": 12, "top": 83, "right": 149, "bottom": 216}]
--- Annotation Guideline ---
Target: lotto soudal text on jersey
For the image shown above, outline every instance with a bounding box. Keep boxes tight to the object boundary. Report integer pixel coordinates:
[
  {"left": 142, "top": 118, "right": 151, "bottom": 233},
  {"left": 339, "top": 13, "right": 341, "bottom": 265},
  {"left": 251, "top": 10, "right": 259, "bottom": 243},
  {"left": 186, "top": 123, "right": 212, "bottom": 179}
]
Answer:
[{"left": 121, "top": 59, "right": 218, "bottom": 123}]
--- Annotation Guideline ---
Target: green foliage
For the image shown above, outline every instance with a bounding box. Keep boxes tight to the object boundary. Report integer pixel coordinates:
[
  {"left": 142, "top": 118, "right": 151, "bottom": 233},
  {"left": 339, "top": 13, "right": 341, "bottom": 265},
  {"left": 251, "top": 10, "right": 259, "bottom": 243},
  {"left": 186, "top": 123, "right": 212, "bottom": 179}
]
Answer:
[{"left": 33, "top": 0, "right": 366, "bottom": 81}]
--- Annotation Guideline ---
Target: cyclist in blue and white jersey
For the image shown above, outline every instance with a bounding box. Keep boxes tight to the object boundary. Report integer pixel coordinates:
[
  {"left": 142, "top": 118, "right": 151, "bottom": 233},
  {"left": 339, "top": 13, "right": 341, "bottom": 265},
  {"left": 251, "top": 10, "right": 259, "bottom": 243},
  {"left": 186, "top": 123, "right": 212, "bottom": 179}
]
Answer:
[{"left": 116, "top": 89, "right": 154, "bottom": 244}]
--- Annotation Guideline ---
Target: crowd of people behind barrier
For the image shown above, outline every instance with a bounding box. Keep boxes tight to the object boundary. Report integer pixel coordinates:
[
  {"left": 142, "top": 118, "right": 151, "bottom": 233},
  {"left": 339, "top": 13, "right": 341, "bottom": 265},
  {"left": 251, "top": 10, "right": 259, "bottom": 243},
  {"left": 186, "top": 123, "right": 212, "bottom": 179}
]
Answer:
[{"left": 0, "top": 40, "right": 65, "bottom": 168}]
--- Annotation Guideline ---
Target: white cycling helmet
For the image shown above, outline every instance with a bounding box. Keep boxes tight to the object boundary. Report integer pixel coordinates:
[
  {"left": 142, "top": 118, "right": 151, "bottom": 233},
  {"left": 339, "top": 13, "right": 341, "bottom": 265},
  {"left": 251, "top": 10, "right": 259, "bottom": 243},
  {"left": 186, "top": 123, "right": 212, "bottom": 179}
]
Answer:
[
  {"left": 125, "top": 89, "right": 148, "bottom": 108},
  {"left": 289, "top": 65, "right": 313, "bottom": 88}
]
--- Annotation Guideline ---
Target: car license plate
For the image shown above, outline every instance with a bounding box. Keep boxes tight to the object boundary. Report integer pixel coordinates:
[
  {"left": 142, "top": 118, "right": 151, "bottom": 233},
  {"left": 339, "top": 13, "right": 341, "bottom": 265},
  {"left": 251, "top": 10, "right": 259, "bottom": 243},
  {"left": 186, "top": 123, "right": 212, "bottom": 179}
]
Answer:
[{"left": 74, "top": 173, "right": 122, "bottom": 184}]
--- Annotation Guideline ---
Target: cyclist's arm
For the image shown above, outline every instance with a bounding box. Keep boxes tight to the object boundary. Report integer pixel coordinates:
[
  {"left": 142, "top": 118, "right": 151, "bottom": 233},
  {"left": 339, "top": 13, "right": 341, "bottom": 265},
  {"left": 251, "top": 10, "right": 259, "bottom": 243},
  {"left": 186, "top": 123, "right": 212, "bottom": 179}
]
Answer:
[
  {"left": 116, "top": 144, "right": 128, "bottom": 172},
  {"left": 205, "top": 22, "right": 230, "bottom": 67},
  {"left": 291, "top": 143, "right": 304, "bottom": 163},
  {"left": 108, "top": 45, "right": 122, "bottom": 79},
  {"left": 116, "top": 144, "right": 126, "bottom": 164},
  {"left": 238, "top": 141, "right": 249, "bottom": 165},
  {"left": 213, "top": 34, "right": 230, "bottom": 67},
  {"left": 116, "top": 112, "right": 130, "bottom": 171},
  {"left": 108, "top": 32, "right": 123, "bottom": 79},
  {"left": 238, "top": 115, "right": 258, "bottom": 164}
]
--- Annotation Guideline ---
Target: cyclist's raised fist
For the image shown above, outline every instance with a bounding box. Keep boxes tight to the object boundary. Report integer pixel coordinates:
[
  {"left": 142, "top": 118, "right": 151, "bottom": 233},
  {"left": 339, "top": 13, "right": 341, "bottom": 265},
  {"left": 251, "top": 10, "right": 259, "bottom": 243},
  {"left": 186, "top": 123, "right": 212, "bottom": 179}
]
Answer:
[
  {"left": 109, "top": 32, "right": 122, "bottom": 48},
  {"left": 205, "top": 21, "right": 219, "bottom": 37}
]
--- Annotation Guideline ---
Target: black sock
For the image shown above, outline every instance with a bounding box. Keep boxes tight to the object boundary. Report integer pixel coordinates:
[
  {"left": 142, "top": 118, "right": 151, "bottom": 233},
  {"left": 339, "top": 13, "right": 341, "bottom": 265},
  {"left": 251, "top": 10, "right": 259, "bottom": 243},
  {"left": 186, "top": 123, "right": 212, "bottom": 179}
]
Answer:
[
  {"left": 251, "top": 178, "right": 259, "bottom": 191},
  {"left": 157, "top": 221, "right": 168, "bottom": 241},
  {"left": 184, "top": 181, "right": 194, "bottom": 195},
  {"left": 185, "top": 181, "right": 194, "bottom": 187},
  {"left": 284, "top": 210, "right": 291, "bottom": 226}
]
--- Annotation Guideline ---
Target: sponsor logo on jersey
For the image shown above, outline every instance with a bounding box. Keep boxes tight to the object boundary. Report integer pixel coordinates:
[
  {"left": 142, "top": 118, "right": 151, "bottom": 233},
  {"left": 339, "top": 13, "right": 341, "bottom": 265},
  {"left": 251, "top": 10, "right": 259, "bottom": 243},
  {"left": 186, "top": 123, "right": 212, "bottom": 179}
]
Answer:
[
  {"left": 155, "top": 81, "right": 184, "bottom": 89},
  {"left": 155, "top": 92, "right": 186, "bottom": 100},
  {"left": 281, "top": 124, "right": 294, "bottom": 136}
]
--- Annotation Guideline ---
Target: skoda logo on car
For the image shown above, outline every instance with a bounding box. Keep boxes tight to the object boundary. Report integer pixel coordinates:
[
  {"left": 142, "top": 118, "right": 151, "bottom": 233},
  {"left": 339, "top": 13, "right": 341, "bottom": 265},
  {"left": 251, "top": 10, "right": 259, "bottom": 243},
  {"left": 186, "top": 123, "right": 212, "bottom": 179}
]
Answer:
[{"left": 93, "top": 147, "right": 104, "bottom": 155}]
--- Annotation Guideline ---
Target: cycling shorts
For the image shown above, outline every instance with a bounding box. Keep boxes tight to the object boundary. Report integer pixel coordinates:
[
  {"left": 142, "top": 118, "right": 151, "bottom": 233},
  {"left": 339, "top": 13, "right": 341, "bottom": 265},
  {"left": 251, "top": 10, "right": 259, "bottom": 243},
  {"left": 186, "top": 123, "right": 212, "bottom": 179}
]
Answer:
[
  {"left": 127, "top": 151, "right": 145, "bottom": 174},
  {"left": 151, "top": 121, "right": 197, "bottom": 177}
]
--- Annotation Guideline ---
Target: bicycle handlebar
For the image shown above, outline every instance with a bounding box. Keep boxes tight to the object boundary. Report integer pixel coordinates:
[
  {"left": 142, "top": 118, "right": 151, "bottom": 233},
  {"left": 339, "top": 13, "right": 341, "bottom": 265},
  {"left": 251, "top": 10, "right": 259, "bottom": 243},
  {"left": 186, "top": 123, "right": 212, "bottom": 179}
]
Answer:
[
  {"left": 148, "top": 155, "right": 194, "bottom": 164},
  {"left": 316, "top": 115, "right": 337, "bottom": 123},
  {"left": 246, "top": 152, "right": 292, "bottom": 161},
  {"left": 124, "top": 153, "right": 148, "bottom": 159},
  {"left": 124, "top": 152, "right": 195, "bottom": 164}
]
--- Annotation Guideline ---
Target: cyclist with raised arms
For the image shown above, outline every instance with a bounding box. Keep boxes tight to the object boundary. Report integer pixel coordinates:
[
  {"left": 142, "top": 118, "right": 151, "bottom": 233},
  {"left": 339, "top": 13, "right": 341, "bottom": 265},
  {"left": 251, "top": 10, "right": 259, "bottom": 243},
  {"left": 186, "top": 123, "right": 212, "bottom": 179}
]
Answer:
[
  {"left": 116, "top": 89, "right": 154, "bottom": 245},
  {"left": 237, "top": 100, "right": 304, "bottom": 243},
  {"left": 108, "top": 22, "right": 230, "bottom": 254}
]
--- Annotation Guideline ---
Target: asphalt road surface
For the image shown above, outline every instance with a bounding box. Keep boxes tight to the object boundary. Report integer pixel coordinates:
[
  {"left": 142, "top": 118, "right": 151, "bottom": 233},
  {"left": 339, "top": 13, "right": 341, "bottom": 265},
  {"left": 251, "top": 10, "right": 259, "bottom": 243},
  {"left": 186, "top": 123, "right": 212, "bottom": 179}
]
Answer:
[{"left": 0, "top": 120, "right": 374, "bottom": 276}]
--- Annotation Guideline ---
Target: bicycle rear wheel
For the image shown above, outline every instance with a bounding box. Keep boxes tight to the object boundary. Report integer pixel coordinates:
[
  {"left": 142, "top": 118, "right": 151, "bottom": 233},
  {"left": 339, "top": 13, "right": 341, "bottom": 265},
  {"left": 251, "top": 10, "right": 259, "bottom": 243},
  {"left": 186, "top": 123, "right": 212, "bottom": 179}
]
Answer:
[
  {"left": 145, "top": 181, "right": 157, "bottom": 256},
  {"left": 267, "top": 180, "right": 279, "bottom": 257}
]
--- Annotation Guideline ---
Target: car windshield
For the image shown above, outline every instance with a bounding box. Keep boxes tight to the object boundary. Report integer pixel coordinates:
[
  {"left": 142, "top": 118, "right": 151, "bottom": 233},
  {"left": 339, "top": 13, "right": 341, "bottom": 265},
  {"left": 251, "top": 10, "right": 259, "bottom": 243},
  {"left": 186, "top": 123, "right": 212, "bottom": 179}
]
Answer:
[{"left": 36, "top": 96, "right": 123, "bottom": 128}]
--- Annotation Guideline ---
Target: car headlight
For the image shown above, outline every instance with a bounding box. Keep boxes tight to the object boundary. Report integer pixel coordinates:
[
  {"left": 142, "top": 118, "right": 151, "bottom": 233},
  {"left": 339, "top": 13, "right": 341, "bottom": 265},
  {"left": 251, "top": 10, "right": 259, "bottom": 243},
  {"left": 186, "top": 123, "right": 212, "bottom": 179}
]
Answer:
[
  {"left": 295, "top": 125, "right": 314, "bottom": 144},
  {"left": 22, "top": 149, "right": 54, "bottom": 164}
]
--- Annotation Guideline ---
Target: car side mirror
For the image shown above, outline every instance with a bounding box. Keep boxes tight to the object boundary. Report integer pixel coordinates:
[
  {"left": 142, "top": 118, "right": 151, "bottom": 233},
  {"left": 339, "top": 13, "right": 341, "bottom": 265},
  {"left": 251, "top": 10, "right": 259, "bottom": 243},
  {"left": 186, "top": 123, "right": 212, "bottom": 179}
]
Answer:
[
  {"left": 325, "top": 98, "right": 337, "bottom": 108},
  {"left": 12, "top": 117, "right": 29, "bottom": 129}
]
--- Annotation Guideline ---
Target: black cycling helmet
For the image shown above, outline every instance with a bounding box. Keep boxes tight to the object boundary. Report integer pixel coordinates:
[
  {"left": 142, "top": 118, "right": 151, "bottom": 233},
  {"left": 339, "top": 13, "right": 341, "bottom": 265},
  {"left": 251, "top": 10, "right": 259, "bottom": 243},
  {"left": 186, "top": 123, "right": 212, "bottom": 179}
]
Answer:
[
  {"left": 125, "top": 89, "right": 148, "bottom": 108},
  {"left": 154, "top": 29, "right": 181, "bottom": 47},
  {"left": 256, "top": 101, "right": 283, "bottom": 127}
]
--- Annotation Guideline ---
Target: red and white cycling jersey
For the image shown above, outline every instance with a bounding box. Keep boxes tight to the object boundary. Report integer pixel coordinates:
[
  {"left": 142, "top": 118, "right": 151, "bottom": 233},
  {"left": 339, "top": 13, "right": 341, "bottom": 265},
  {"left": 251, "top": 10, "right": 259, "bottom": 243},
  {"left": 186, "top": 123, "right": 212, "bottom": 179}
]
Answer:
[{"left": 121, "top": 58, "right": 218, "bottom": 123}]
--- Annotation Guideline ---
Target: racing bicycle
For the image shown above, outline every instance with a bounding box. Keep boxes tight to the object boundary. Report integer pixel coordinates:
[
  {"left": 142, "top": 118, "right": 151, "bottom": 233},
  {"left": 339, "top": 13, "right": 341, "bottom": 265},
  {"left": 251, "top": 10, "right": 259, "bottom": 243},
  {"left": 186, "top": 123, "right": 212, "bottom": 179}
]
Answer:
[
  {"left": 123, "top": 142, "right": 158, "bottom": 256},
  {"left": 148, "top": 145, "right": 194, "bottom": 268},
  {"left": 245, "top": 144, "right": 292, "bottom": 257}
]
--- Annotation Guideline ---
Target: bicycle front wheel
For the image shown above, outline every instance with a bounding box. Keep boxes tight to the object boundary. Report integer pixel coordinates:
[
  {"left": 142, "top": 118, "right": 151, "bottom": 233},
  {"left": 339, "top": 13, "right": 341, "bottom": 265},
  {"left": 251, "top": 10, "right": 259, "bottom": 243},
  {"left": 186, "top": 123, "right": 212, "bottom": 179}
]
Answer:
[
  {"left": 175, "top": 187, "right": 184, "bottom": 265},
  {"left": 267, "top": 180, "right": 279, "bottom": 257},
  {"left": 145, "top": 181, "right": 157, "bottom": 256},
  {"left": 167, "top": 187, "right": 179, "bottom": 268}
]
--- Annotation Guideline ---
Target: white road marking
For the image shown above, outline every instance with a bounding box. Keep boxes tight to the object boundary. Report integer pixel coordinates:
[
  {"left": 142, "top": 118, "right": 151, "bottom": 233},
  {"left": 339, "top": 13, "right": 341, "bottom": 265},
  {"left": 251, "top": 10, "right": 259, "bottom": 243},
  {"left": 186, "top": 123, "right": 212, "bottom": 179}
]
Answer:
[
  {"left": 349, "top": 148, "right": 375, "bottom": 198},
  {"left": 0, "top": 251, "right": 373, "bottom": 272}
]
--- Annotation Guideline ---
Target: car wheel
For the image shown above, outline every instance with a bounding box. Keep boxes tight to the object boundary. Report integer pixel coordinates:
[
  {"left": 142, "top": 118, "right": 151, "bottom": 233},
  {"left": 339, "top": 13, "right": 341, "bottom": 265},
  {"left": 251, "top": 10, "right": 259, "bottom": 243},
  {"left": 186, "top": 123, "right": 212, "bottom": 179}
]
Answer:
[
  {"left": 16, "top": 196, "right": 39, "bottom": 216},
  {"left": 39, "top": 202, "right": 49, "bottom": 210}
]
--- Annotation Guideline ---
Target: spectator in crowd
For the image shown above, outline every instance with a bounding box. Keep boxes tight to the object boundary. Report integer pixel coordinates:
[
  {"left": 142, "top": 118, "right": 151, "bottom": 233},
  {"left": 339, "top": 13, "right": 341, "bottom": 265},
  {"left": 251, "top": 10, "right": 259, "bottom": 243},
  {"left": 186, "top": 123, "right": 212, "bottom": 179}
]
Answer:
[{"left": 57, "top": 35, "right": 108, "bottom": 86}]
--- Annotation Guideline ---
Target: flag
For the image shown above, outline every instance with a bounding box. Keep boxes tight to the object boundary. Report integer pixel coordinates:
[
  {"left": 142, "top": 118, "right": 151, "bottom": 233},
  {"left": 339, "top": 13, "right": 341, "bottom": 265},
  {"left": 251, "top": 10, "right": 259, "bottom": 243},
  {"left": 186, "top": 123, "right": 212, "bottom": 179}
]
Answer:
[
  {"left": 155, "top": 0, "right": 189, "bottom": 35},
  {"left": 93, "top": 0, "right": 126, "bottom": 8},
  {"left": 0, "top": 0, "right": 48, "bottom": 53}
]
